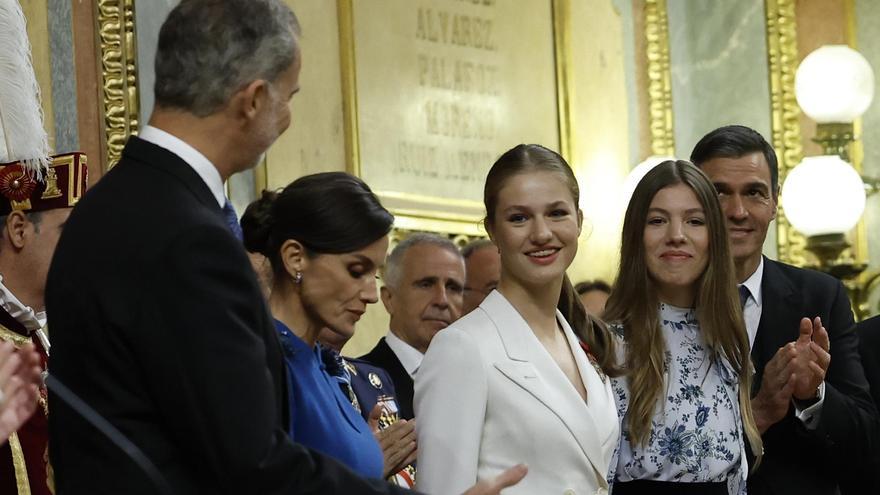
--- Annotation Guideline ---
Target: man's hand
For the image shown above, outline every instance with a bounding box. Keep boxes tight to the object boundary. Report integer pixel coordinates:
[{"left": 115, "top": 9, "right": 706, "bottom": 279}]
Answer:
[
  {"left": 462, "top": 464, "right": 528, "bottom": 495},
  {"left": 0, "top": 342, "right": 41, "bottom": 444},
  {"left": 790, "top": 317, "right": 830, "bottom": 401},
  {"left": 752, "top": 343, "right": 798, "bottom": 433},
  {"left": 367, "top": 404, "right": 417, "bottom": 477}
]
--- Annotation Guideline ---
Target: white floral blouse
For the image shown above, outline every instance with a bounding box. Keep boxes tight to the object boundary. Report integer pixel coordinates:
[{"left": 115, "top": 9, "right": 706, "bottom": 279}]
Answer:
[{"left": 610, "top": 303, "right": 747, "bottom": 495}]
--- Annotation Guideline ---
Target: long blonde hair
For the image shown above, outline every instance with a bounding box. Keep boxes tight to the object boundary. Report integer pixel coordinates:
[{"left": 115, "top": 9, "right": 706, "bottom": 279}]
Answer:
[{"left": 604, "top": 160, "right": 762, "bottom": 465}]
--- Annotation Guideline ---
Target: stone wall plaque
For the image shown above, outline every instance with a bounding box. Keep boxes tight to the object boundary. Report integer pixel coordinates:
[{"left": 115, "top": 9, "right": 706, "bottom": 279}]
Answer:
[{"left": 339, "top": 0, "right": 564, "bottom": 234}]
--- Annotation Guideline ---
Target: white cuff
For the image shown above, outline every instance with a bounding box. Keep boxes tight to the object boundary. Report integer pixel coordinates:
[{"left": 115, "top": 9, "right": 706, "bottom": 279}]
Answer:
[{"left": 794, "top": 381, "right": 826, "bottom": 430}]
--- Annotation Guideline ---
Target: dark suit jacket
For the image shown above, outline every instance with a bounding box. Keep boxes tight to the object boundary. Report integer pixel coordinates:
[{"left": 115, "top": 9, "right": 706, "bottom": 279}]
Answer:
[
  {"left": 747, "top": 258, "right": 878, "bottom": 495},
  {"left": 858, "top": 315, "right": 880, "bottom": 423},
  {"left": 46, "top": 137, "right": 412, "bottom": 495},
  {"left": 360, "top": 338, "right": 415, "bottom": 420},
  {"left": 845, "top": 315, "right": 880, "bottom": 493}
]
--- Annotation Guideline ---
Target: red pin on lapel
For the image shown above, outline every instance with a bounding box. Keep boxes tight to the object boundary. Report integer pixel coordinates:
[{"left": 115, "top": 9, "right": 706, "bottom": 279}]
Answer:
[{"left": 579, "top": 341, "right": 607, "bottom": 384}]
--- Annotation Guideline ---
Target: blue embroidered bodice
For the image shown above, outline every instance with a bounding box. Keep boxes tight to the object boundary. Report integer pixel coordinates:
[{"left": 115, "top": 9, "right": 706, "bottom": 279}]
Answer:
[{"left": 611, "top": 304, "right": 747, "bottom": 494}]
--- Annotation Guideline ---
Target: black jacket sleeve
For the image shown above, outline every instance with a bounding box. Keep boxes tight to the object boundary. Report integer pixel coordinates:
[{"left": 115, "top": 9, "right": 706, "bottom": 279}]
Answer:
[{"left": 811, "top": 280, "right": 878, "bottom": 462}]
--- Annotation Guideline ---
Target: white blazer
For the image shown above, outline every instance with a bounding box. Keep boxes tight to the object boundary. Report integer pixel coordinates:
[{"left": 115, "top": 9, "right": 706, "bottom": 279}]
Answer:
[{"left": 414, "top": 291, "right": 619, "bottom": 495}]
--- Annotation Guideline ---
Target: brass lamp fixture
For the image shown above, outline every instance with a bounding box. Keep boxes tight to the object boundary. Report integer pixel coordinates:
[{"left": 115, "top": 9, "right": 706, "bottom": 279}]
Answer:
[{"left": 783, "top": 45, "right": 880, "bottom": 319}]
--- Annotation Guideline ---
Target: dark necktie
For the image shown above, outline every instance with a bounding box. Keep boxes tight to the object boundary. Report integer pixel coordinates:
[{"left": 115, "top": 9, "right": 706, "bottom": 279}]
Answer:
[
  {"left": 222, "top": 199, "right": 243, "bottom": 241},
  {"left": 738, "top": 284, "right": 751, "bottom": 310}
]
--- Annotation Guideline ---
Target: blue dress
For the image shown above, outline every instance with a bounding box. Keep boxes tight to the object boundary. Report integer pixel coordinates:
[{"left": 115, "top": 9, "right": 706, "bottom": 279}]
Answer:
[{"left": 274, "top": 319, "right": 384, "bottom": 479}]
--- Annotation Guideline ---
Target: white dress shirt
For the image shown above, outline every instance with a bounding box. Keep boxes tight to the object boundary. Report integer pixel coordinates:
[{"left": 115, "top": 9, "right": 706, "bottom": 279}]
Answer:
[
  {"left": 740, "top": 256, "right": 764, "bottom": 348},
  {"left": 139, "top": 125, "right": 226, "bottom": 207},
  {"left": 740, "top": 256, "right": 825, "bottom": 428},
  {"left": 385, "top": 330, "right": 424, "bottom": 378}
]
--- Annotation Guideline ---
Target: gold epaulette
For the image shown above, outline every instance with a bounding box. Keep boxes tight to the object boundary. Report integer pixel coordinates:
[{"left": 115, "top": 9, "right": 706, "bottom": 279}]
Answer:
[{"left": 0, "top": 323, "right": 29, "bottom": 346}]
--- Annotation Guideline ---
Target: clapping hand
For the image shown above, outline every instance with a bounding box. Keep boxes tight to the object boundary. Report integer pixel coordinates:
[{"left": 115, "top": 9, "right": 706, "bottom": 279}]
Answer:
[
  {"left": 751, "top": 316, "right": 832, "bottom": 433},
  {"left": 0, "top": 341, "right": 42, "bottom": 444},
  {"left": 367, "top": 401, "right": 527, "bottom": 493},
  {"left": 752, "top": 342, "right": 798, "bottom": 433},
  {"left": 368, "top": 404, "right": 418, "bottom": 478},
  {"left": 790, "top": 317, "right": 830, "bottom": 401}
]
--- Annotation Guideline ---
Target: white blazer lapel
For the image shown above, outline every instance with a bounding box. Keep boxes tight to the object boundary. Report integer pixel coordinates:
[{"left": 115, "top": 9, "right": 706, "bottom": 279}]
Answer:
[
  {"left": 559, "top": 315, "right": 619, "bottom": 457},
  {"left": 481, "top": 292, "right": 613, "bottom": 482}
]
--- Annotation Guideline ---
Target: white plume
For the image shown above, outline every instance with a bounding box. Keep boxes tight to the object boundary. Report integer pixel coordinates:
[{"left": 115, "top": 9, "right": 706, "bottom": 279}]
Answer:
[{"left": 0, "top": 0, "right": 50, "bottom": 179}]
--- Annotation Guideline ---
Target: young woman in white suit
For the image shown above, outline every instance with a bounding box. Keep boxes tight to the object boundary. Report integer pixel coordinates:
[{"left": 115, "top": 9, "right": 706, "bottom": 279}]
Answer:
[{"left": 415, "top": 144, "right": 621, "bottom": 495}]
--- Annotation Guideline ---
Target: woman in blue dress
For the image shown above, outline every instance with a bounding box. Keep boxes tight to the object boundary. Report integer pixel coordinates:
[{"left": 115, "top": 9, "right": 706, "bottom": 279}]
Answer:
[
  {"left": 239, "top": 172, "right": 392, "bottom": 479},
  {"left": 605, "top": 161, "right": 763, "bottom": 494}
]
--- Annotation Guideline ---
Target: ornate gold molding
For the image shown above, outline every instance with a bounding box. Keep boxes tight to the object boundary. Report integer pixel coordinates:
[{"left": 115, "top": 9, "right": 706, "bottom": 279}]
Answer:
[
  {"left": 843, "top": 0, "right": 870, "bottom": 266},
  {"left": 644, "top": 0, "right": 674, "bottom": 157},
  {"left": 98, "top": 0, "right": 140, "bottom": 170},
  {"left": 765, "top": 0, "right": 806, "bottom": 266},
  {"left": 552, "top": 0, "right": 574, "bottom": 163},
  {"left": 337, "top": 0, "right": 360, "bottom": 177}
]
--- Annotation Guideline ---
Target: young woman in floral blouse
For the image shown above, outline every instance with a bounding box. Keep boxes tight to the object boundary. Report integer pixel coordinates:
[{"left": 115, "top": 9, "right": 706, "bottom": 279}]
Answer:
[{"left": 605, "top": 160, "right": 762, "bottom": 494}]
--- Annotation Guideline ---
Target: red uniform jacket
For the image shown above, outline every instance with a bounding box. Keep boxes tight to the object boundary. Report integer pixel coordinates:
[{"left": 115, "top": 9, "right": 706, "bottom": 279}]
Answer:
[{"left": 0, "top": 306, "right": 51, "bottom": 495}]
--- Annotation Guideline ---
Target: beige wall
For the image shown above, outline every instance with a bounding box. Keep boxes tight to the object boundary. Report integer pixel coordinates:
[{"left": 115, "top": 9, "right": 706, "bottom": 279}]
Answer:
[
  {"left": 269, "top": 0, "right": 348, "bottom": 187},
  {"left": 20, "top": 0, "right": 55, "bottom": 150},
  {"left": 275, "top": 1, "right": 387, "bottom": 356},
  {"left": 567, "top": 0, "right": 633, "bottom": 287}
]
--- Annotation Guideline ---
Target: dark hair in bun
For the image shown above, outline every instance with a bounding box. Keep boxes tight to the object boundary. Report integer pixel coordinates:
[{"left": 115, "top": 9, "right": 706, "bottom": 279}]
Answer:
[
  {"left": 241, "top": 172, "right": 394, "bottom": 276},
  {"left": 241, "top": 189, "right": 279, "bottom": 255}
]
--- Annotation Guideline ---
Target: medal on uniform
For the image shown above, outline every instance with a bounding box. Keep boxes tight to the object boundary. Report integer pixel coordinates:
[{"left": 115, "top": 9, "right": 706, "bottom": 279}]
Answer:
[{"left": 368, "top": 372, "right": 383, "bottom": 389}]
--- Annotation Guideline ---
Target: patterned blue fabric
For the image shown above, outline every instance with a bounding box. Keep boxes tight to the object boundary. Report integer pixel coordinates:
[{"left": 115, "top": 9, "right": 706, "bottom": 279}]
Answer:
[
  {"left": 611, "top": 304, "right": 747, "bottom": 495},
  {"left": 319, "top": 344, "right": 361, "bottom": 414},
  {"left": 273, "top": 320, "right": 384, "bottom": 479},
  {"left": 320, "top": 344, "right": 351, "bottom": 383},
  {"left": 222, "top": 199, "right": 243, "bottom": 241}
]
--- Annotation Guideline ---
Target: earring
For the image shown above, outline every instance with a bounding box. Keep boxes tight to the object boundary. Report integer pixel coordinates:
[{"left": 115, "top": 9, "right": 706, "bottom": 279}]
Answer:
[{"left": 293, "top": 271, "right": 303, "bottom": 284}]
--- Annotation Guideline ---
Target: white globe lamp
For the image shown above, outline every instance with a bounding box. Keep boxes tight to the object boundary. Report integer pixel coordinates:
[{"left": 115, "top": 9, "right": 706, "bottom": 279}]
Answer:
[
  {"left": 782, "top": 155, "right": 866, "bottom": 236},
  {"left": 795, "top": 45, "right": 874, "bottom": 124}
]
